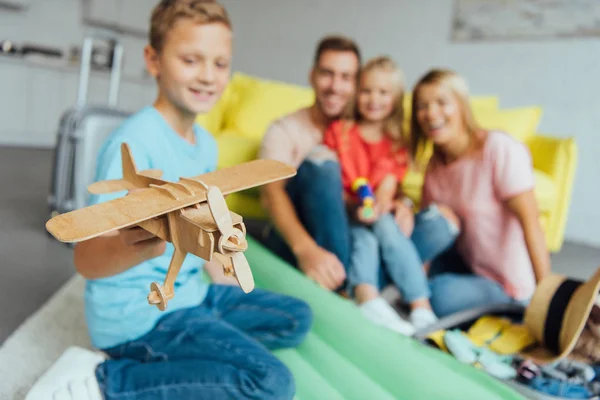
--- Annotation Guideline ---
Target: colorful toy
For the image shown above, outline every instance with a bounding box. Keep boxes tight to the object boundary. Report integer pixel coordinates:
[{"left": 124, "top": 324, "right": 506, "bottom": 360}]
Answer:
[
  {"left": 45, "top": 143, "right": 296, "bottom": 311},
  {"left": 352, "top": 177, "right": 375, "bottom": 219}
]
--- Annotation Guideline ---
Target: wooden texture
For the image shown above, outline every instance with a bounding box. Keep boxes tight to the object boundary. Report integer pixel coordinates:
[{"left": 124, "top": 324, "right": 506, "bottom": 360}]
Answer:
[
  {"left": 46, "top": 158, "right": 295, "bottom": 242},
  {"left": 45, "top": 142, "right": 294, "bottom": 309}
]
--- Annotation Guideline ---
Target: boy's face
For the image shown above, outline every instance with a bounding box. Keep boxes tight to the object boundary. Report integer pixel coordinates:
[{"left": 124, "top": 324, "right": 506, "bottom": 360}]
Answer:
[{"left": 145, "top": 20, "right": 232, "bottom": 116}]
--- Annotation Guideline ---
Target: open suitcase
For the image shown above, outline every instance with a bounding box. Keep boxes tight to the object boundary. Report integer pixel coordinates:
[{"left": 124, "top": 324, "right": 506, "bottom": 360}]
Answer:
[
  {"left": 48, "top": 34, "right": 130, "bottom": 218},
  {"left": 415, "top": 304, "right": 600, "bottom": 400}
]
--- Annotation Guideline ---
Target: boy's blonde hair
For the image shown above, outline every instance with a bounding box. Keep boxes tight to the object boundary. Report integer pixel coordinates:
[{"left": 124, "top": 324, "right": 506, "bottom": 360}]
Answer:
[
  {"left": 150, "top": 0, "right": 231, "bottom": 52},
  {"left": 409, "top": 69, "right": 483, "bottom": 165},
  {"left": 350, "top": 56, "right": 405, "bottom": 145}
]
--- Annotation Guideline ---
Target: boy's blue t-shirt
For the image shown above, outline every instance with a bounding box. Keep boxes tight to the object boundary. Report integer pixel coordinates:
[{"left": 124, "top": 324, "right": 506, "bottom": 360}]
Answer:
[{"left": 85, "top": 106, "right": 218, "bottom": 350}]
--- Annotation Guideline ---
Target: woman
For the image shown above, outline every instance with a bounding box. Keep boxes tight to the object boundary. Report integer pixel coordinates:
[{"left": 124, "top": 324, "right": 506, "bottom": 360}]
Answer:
[{"left": 410, "top": 69, "right": 551, "bottom": 318}]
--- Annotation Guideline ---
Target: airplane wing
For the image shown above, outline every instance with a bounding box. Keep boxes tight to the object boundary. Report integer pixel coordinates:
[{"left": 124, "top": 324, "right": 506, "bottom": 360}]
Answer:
[{"left": 46, "top": 159, "right": 295, "bottom": 243}]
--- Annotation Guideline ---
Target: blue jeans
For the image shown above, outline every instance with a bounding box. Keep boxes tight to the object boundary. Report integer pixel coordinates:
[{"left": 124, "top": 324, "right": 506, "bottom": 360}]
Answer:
[
  {"left": 428, "top": 246, "right": 526, "bottom": 318},
  {"left": 348, "top": 204, "right": 459, "bottom": 300},
  {"left": 95, "top": 284, "right": 313, "bottom": 400},
  {"left": 262, "top": 158, "right": 351, "bottom": 281},
  {"left": 349, "top": 213, "right": 431, "bottom": 303}
]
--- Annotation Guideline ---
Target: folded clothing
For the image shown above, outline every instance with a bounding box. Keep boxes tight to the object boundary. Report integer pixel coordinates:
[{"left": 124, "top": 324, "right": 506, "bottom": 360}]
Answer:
[
  {"left": 425, "top": 315, "right": 536, "bottom": 356},
  {"left": 528, "top": 376, "right": 594, "bottom": 399},
  {"left": 443, "top": 329, "right": 517, "bottom": 380},
  {"left": 516, "top": 358, "right": 600, "bottom": 399}
]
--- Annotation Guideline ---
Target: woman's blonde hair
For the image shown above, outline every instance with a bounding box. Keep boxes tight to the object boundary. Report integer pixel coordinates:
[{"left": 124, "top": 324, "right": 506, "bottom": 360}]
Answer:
[
  {"left": 409, "top": 69, "right": 482, "bottom": 165},
  {"left": 346, "top": 56, "right": 405, "bottom": 145}
]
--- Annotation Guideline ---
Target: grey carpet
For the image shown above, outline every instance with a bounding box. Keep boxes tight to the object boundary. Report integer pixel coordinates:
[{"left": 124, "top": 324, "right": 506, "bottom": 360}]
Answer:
[{"left": 0, "top": 147, "right": 74, "bottom": 344}]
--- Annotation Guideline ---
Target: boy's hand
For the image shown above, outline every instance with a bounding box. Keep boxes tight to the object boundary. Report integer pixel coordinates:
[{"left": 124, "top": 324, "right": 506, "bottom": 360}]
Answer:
[
  {"left": 393, "top": 201, "right": 414, "bottom": 237},
  {"left": 119, "top": 226, "right": 166, "bottom": 262},
  {"left": 119, "top": 188, "right": 166, "bottom": 262}
]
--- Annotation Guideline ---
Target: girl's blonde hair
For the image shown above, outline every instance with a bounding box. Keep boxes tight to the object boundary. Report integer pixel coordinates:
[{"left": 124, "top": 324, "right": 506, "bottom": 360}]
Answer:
[
  {"left": 346, "top": 56, "right": 405, "bottom": 145},
  {"left": 409, "top": 69, "right": 482, "bottom": 165}
]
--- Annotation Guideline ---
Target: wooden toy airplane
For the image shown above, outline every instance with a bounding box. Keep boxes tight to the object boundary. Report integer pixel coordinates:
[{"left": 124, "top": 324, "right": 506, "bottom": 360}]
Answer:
[{"left": 46, "top": 143, "right": 296, "bottom": 311}]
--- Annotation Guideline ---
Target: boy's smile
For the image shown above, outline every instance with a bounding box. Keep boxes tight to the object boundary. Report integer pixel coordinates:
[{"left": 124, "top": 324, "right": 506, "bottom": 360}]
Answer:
[{"left": 145, "top": 19, "right": 232, "bottom": 121}]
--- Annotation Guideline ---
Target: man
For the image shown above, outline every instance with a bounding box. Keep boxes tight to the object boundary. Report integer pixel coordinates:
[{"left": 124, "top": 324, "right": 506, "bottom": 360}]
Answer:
[{"left": 259, "top": 35, "right": 361, "bottom": 292}]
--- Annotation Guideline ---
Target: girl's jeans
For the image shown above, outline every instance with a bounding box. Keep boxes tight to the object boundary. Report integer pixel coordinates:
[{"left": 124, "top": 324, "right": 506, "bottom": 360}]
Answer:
[
  {"left": 348, "top": 205, "right": 458, "bottom": 303},
  {"left": 349, "top": 204, "right": 525, "bottom": 318}
]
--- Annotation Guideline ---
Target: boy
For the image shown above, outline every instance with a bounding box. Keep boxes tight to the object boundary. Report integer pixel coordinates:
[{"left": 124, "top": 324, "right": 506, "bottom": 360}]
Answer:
[{"left": 27, "top": 1, "right": 312, "bottom": 399}]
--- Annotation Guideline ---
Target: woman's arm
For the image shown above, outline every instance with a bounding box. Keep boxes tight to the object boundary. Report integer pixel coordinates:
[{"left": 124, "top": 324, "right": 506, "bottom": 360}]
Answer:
[{"left": 506, "top": 190, "right": 551, "bottom": 283}]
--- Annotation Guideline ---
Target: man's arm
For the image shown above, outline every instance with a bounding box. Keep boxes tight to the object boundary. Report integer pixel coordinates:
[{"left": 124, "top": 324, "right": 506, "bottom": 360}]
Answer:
[
  {"left": 260, "top": 181, "right": 345, "bottom": 290},
  {"left": 261, "top": 181, "right": 315, "bottom": 255}
]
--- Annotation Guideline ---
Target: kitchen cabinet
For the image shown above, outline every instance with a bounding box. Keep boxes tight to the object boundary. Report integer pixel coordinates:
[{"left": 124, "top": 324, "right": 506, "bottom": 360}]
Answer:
[
  {"left": 0, "top": 57, "right": 155, "bottom": 148},
  {"left": 0, "top": 63, "right": 28, "bottom": 145},
  {"left": 0, "top": 0, "right": 30, "bottom": 10},
  {"left": 25, "top": 68, "right": 67, "bottom": 147},
  {"left": 119, "top": 0, "right": 156, "bottom": 35},
  {"left": 84, "top": 0, "right": 121, "bottom": 29},
  {"left": 85, "top": 0, "right": 159, "bottom": 36}
]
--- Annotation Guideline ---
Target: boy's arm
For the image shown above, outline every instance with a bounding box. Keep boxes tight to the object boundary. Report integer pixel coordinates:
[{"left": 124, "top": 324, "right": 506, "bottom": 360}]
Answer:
[
  {"left": 74, "top": 138, "right": 164, "bottom": 280},
  {"left": 74, "top": 227, "right": 166, "bottom": 280}
]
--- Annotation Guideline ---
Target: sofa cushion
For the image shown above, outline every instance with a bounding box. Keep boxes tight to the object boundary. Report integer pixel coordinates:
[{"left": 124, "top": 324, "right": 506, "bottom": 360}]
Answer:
[
  {"left": 473, "top": 106, "right": 542, "bottom": 142},
  {"left": 215, "top": 129, "right": 260, "bottom": 169},
  {"left": 402, "top": 168, "right": 556, "bottom": 212},
  {"left": 225, "top": 191, "right": 267, "bottom": 220},
  {"left": 222, "top": 72, "right": 314, "bottom": 141}
]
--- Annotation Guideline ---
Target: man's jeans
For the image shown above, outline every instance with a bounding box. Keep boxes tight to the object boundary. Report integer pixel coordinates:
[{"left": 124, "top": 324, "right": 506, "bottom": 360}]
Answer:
[
  {"left": 95, "top": 285, "right": 312, "bottom": 400},
  {"left": 262, "top": 158, "right": 351, "bottom": 275}
]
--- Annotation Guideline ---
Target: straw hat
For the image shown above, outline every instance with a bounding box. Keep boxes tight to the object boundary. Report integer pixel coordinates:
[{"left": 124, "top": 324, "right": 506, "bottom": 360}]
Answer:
[{"left": 521, "top": 266, "right": 600, "bottom": 365}]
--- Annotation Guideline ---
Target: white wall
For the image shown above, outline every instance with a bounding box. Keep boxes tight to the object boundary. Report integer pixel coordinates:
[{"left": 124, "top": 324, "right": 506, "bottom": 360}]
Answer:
[{"left": 219, "top": 0, "right": 600, "bottom": 247}]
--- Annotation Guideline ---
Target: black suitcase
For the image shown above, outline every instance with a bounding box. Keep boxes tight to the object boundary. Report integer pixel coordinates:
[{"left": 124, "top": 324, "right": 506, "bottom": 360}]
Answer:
[{"left": 48, "top": 34, "right": 130, "bottom": 218}]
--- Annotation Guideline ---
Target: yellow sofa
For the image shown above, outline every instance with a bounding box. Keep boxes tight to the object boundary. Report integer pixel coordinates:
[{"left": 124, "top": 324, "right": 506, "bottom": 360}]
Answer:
[{"left": 197, "top": 72, "right": 577, "bottom": 252}]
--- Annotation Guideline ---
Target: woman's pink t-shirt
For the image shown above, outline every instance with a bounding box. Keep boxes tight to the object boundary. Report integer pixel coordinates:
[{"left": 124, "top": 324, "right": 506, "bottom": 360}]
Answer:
[{"left": 422, "top": 131, "right": 536, "bottom": 300}]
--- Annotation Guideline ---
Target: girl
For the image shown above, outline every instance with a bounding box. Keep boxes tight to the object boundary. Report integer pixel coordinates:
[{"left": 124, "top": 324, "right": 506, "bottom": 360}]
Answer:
[
  {"left": 324, "top": 57, "right": 438, "bottom": 335},
  {"left": 410, "top": 69, "right": 551, "bottom": 318}
]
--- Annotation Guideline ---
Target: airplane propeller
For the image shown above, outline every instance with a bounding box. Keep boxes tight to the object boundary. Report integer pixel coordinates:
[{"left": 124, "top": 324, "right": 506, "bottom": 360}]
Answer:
[{"left": 206, "top": 186, "right": 254, "bottom": 293}]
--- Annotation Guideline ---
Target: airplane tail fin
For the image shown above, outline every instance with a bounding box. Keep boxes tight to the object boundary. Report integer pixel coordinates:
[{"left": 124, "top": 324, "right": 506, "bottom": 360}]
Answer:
[
  {"left": 87, "top": 143, "right": 151, "bottom": 195},
  {"left": 121, "top": 142, "right": 138, "bottom": 185}
]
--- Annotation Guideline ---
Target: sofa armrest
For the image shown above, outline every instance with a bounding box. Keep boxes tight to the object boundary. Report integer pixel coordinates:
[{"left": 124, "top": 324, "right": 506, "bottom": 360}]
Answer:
[
  {"left": 527, "top": 134, "right": 577, "bottom": 179},
  {"left": 526, "top": 134, "right": 578, "bottom": 251}
]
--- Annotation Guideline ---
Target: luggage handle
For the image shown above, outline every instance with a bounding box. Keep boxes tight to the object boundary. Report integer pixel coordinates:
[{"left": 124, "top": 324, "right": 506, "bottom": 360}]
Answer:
[{"left": 76, "top": 33, "right": 123, "bottom": 108}]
